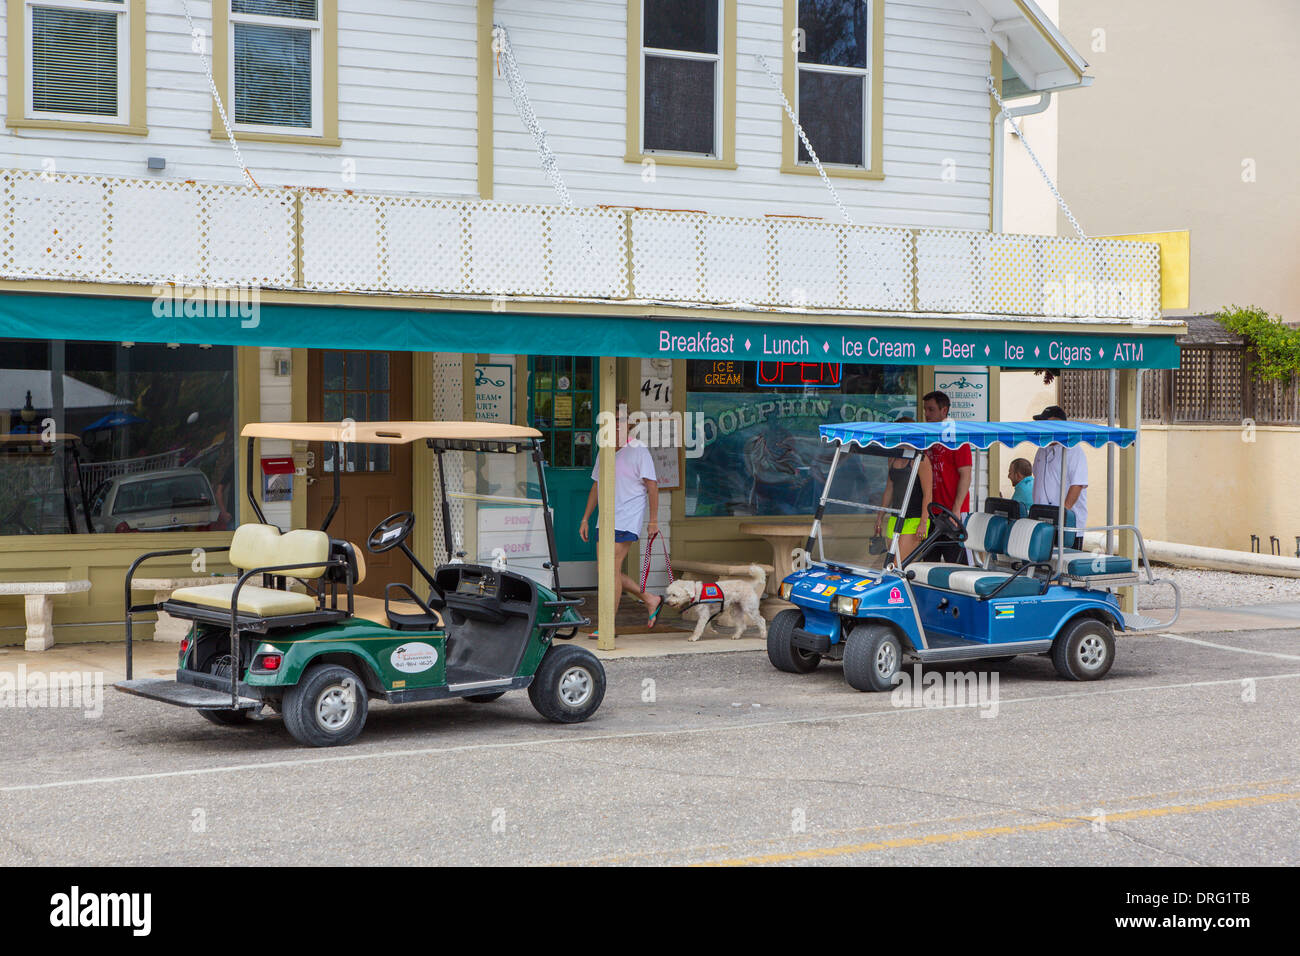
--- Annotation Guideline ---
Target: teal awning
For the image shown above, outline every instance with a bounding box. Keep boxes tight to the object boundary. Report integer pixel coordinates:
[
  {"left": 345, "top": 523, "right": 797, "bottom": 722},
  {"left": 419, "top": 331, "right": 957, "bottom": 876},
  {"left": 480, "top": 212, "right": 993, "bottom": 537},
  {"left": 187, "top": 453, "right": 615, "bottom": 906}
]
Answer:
[{"left": 0, "top": 292, "right": 1181, "bottom": 370}]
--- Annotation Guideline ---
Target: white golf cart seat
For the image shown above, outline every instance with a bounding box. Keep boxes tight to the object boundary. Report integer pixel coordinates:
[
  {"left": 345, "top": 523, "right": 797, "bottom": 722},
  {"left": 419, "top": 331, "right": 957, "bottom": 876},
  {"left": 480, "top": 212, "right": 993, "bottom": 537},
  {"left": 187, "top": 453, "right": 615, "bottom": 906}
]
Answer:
[
  {"left": 170, "top": 524, "right": 331, "bottom": 617},
  {"left": 907, "top": 515, "right": 1051, "bottom": 599}
]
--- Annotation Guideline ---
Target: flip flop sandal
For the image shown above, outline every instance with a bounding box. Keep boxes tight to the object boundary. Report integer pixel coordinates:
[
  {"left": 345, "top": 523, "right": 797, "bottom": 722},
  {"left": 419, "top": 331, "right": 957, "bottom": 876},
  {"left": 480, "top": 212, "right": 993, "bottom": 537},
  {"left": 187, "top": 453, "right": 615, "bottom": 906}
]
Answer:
[{"left": 646, "top": 600, "right": 663, "bottom": 630}]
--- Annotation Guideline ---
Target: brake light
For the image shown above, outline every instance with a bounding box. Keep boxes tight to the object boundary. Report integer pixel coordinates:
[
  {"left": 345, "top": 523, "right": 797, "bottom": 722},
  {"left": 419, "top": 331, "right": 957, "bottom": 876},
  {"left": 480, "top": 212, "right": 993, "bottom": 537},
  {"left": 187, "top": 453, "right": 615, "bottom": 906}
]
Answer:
[
  {"left": 179, "top": 636, "right": 190, "bottom": 654},
  {"left": 259, "top": 654, "right": 282, "bottom": 671},
  {"left": 115, "top": 521, "right": 131, "bottom": 533}
]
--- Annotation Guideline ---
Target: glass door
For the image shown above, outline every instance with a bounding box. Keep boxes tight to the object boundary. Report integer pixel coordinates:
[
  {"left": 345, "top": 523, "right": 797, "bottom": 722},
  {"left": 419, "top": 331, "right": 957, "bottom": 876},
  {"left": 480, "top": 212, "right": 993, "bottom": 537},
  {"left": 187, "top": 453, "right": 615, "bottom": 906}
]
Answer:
[{"left": 528, "top": 356, "right": 597, "bottom": 586}]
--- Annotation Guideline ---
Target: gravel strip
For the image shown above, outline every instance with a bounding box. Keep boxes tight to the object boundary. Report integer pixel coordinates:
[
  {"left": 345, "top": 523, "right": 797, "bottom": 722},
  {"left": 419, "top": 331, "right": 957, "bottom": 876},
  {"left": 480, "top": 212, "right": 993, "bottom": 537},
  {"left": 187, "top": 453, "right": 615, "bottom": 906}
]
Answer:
[{"left": 1151, "top": 565, "right": 1300, "bottom": 608}]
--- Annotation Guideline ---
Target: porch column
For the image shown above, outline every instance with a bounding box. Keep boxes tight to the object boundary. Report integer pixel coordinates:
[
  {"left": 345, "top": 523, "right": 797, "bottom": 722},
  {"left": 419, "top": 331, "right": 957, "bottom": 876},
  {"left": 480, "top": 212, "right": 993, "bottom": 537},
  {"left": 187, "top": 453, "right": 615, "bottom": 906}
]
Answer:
[
  {"left": 1116, "top": 368, "right": 1140, "bottom": 614},
  {"left": 597, "top": 356, "right": 618, "bottom": 650}
]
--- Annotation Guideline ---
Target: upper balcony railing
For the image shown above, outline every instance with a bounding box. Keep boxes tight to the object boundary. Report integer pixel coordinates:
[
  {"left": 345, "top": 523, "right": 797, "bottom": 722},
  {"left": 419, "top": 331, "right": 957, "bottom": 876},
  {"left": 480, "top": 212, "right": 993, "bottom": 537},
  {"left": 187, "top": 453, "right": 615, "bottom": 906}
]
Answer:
[{"left": 1, "top": 170, "right": 1162, "bottom": 321}]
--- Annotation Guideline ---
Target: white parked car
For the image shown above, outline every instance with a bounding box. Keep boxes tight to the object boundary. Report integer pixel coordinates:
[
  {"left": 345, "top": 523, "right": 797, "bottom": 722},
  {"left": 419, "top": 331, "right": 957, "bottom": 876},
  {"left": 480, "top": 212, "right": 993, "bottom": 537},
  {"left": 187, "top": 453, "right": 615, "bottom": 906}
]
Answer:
[{"left": 89, "top": 467, "right": 220, "bottom": 533}]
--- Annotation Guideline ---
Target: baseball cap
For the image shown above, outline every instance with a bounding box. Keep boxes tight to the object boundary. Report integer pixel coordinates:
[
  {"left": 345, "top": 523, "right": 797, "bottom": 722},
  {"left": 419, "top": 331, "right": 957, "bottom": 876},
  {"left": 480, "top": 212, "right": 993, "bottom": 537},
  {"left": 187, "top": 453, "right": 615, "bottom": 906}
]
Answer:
[{"left": 1033, "top": 405, "right": 1068, "bottom": 421}]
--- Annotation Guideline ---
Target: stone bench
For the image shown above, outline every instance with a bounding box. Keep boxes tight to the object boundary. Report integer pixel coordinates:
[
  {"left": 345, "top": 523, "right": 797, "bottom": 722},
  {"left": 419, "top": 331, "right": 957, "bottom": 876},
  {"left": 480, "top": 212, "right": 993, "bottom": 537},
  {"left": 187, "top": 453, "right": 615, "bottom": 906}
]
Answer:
[
  {"left": 131, "top": 576, "right": 237, "bottom": 643},
  {"left": 671, "top": 559, "right": 776, "bottom": 595},
  {"left": 0, "top": 580, "right": 92, "bottom": 651}
]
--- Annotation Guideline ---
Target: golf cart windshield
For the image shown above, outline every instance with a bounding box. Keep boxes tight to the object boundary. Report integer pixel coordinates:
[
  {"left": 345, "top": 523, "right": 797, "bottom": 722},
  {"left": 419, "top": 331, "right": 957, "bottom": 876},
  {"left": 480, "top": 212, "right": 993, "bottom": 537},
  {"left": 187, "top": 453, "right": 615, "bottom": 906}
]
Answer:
[{"left": 440, "top": 442, "right": 554, "bottom": 585}]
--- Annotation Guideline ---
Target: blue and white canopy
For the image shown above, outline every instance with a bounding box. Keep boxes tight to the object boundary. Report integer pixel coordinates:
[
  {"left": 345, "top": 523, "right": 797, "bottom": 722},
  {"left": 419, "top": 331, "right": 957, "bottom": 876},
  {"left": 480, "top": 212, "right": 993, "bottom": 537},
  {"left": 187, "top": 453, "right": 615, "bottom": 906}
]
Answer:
[{"left": 820, "top": 420, "right": 1136, "bottom": 451}]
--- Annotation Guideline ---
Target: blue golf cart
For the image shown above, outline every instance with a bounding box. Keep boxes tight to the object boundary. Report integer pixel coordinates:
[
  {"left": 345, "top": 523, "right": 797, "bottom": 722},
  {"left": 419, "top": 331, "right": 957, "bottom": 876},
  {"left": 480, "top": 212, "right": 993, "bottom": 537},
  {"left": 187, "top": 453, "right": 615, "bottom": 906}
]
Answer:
[{"left": 767, "top": 421, "right": 1181, "bottom": 691}]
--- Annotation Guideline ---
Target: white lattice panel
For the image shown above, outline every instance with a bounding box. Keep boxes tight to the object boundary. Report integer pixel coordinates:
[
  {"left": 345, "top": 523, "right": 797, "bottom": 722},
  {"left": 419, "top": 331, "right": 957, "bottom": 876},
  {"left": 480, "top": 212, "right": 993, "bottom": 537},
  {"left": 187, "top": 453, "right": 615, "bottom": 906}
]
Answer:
[
  {"left": 982, "top": 233, "right": 1041, "bottom": 316},
  {"left": 771, "top": 218, "right": 840, "bottom": 308},
  {"left": 381, "top": 199, "right": 467, "bottom": 293},
  {"left": 547, "top": 207, "right": 628, "bottom": 299},
  {"left": 916, "top": 229, "right": 978, "bottom": 312},
  {"left": 701, "top": 217, "right": 768, "bottom": 304},
  {"left": 301, "top": 192, "right": 384, "bottom": 291},
  {"left": 202, "top": 186, "right": 296, "bottom": 288},
  {"left": 467, "top": 203, "right": 548, "bottom": 295},
  {"left": 4, "top": 172, "right": 110, "bottom": 281},
  {"left": 629, "top": 211, "right": 702, "bottom": 302},
  {"left": 842, "top": 226, "right": 913, "bottom": 312},
  {"left": 108, "top": 180, "right": 204, "bottom": 281}
]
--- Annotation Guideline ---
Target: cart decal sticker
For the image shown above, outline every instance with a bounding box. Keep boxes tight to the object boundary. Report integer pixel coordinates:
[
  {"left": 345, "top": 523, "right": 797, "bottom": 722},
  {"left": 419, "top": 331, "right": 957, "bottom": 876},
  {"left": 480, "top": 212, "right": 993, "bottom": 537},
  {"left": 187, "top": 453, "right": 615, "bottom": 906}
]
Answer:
[
  {"left": 826, "top": 575, "right": 842, "bottom": 582},
  {"left": 823, "top": 586, "right": 837, "bottom": 596},
  {"left": 391, "top": 642, "right": 439, "bottom": 673},
  {"left": 392, "top": 680, "right": 406, "bottom": 688},
  {"left": 812, "top": 583, "right": 826, "bottom": 593},
  {"left": 994, "top": 605, "right": 1015, "bottom": 619},
  {"left": 887, "top": 586, "right": 904, "bottom": 605},
  {"left": 805, "top": 571, "right": 825, "bottom": 579}
]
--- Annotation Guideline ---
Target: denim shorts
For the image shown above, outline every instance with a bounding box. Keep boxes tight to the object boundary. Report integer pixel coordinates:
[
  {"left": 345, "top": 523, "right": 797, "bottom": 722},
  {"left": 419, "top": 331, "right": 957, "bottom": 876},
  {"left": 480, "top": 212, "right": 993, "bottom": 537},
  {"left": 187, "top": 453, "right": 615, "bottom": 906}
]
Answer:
[{"left": 594, "top": 529, "right": 639, "bottom": 543}]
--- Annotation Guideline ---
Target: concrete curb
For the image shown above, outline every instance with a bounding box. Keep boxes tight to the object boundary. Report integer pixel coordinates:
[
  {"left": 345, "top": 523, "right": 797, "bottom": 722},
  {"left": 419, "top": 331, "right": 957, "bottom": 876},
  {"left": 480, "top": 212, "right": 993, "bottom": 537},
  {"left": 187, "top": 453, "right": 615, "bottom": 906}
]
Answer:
[{"left": 1083, "top": 533, "right": 1300, "bottom": 578}]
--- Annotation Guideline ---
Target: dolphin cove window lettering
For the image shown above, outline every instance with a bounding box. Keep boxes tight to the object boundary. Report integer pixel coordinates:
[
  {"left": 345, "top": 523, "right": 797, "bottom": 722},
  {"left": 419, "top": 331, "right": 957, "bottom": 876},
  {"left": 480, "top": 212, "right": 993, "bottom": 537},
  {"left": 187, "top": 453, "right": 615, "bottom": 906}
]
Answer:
[
  {"left": 685, "top": 360, "right": 915, "bottom": 517},
  {"left": 797, "top": 0, "right": 871, "bottom": 168},
  {"left": 0, "top": 340, "right": 238, "bottom": 536},
  {"left": 642, "top": 0, "right": 723, "bottom": 155}
]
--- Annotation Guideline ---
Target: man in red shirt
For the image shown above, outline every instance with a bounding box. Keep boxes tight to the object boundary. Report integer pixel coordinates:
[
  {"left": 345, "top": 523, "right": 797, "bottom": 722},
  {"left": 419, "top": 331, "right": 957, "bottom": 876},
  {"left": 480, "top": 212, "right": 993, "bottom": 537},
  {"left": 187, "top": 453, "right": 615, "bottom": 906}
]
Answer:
[{"left": 922, "top": 390, "right": 972, "bottom": 564}]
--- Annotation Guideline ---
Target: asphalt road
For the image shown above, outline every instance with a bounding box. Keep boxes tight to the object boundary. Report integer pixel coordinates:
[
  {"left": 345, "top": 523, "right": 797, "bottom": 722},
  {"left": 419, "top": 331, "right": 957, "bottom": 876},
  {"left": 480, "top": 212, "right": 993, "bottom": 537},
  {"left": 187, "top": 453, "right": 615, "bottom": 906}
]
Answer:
[{"left": 2, "top": 629, "right": 1298, "bottom": 866}]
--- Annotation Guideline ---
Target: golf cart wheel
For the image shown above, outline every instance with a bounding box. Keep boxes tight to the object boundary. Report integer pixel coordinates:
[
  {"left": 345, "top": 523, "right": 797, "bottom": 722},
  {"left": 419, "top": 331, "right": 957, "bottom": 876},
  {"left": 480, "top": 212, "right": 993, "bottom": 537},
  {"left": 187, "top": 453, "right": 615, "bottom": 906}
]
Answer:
[
  {"left": 283, "top": 663, "right": 369, "bottom": 747},
  {"left": 767, "top": 609, "right": 820, "bottom": 674},
  {"left": 843, "top": 624, "right": 903, "bottom": 692},
  {"left": 1051, "top": 618, "right": 1115, "bottom": 681},
  {"left": 197, "top": 708, "right": 251, "bottom": 726},
  {"left": 528, "top": 644, "right": 605, "bottom": 723},
  {"left": 463, "top": 691, "right": 507, "bottom": 703}
]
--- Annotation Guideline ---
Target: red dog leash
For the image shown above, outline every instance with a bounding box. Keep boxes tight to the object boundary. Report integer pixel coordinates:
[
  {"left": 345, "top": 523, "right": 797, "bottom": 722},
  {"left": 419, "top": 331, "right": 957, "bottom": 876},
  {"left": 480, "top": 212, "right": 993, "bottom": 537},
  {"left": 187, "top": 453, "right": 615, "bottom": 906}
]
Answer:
[{"left": 640, "top": 530, "right": 674, "bottom": 593}]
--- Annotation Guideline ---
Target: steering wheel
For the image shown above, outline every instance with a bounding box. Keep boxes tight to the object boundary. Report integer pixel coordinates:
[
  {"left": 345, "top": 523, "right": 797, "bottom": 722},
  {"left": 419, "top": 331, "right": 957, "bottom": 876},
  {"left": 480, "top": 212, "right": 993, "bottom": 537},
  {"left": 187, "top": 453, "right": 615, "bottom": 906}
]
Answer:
[
  {"left": 367, "top": 511, "right": 416, "bottom": 553},
  {"left": 927, "top": 502, "right": 967, "bottom": 543}
]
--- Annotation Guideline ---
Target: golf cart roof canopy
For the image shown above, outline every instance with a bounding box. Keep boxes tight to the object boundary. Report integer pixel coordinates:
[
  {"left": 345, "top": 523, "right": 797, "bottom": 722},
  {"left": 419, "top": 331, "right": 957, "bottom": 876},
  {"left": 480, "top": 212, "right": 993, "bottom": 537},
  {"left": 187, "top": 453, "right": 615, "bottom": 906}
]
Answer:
[
  {"left": 820, "top": 420, "right": 1136, "bottom": 451},
  {"left": 241, "top": 421, "right": 542, "bottom": 445}
]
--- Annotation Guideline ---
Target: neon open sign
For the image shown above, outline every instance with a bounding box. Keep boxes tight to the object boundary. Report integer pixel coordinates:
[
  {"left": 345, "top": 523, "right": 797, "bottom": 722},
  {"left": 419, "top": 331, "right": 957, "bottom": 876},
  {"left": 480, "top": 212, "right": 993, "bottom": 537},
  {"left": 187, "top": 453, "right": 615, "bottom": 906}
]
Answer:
[{"left": 756, "top": 361, "right": 843, "bottom": 388}]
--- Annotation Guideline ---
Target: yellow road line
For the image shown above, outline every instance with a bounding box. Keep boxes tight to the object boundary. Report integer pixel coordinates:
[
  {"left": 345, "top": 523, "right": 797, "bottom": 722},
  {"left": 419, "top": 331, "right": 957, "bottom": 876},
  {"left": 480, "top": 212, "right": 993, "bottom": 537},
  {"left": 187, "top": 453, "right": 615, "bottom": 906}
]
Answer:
[{"left": 696, "top": 791, "right": 1300, "bottom": 866}]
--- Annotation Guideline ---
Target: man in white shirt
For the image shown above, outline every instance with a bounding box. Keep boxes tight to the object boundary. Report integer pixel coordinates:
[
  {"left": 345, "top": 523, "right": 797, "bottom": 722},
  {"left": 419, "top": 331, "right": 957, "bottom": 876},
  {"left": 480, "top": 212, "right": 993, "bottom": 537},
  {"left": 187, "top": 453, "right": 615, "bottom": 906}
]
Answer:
[
  {"left": 1031, "top": 405, "right": 1087, "bottom": 543},
  {"left": 579, "top": 409, "right": 661, "bottom": 630}
]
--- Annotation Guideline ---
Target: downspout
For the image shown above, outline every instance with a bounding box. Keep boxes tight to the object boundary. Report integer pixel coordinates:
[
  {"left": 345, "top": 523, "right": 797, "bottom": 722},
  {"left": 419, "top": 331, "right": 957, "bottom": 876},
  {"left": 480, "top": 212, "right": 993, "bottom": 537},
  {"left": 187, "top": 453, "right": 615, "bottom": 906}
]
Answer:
[{"left": 991, "top": 92, "right": 1052, "bottom": 233}]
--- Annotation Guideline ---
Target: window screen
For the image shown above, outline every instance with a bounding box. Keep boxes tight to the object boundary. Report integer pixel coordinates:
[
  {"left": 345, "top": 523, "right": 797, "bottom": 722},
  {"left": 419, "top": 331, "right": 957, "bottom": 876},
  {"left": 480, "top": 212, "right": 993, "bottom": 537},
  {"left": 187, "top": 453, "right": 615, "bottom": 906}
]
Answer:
[
  {"left": 30, "top": 4, "right": 121, "bottom": 117},
  {"left": 797, "top": 69, "right": 864, "bottom": 166},
  {"left": 796, "top": 0, "right": 870, "bottom": 167},
  {"left": 642, "top": 0, "right": 720, "bottom": 156},
  {"left": 644, "top": 56, "right": 716, "bottom": 154}
]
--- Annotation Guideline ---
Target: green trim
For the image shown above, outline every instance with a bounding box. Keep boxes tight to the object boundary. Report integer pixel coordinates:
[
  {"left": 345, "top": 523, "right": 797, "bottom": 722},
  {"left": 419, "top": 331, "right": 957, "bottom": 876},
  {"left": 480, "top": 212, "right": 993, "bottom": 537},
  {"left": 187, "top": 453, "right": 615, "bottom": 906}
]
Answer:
[{"left": 0, "top": 292, "right": 1180, "bottom": 370}]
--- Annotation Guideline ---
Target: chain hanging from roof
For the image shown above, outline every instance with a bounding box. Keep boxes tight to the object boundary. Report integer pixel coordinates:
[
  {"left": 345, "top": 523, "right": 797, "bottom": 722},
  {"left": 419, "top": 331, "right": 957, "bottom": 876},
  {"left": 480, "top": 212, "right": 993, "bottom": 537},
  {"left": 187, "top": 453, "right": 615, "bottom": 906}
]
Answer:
[
  {"left": 987, "top": 75, "right": 1084, "bottom": 239},
  {"left": 493, "top": 23, "right": 573, "bottom": 208},
  {"left": 180, "top": 0, "right": 258, "bottom": 188}
]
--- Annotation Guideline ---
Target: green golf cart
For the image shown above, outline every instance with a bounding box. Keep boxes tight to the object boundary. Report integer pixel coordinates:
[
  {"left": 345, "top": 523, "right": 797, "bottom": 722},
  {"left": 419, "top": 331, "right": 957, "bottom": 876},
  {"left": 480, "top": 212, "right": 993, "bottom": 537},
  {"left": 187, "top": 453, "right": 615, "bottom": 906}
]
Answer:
[{"left": 115, "top": 421, "right": 602, "bottom": 747}]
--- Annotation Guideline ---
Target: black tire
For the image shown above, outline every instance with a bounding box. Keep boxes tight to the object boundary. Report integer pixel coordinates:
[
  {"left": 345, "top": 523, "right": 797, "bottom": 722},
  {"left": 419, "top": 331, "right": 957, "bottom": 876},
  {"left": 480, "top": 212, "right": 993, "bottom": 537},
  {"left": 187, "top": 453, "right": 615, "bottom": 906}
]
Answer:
[
  {"left": 1051, "top": 617, "right": 1116, "bottom": 681},
  {"left": 463, "top": 691, "right": 507, "bottom": 703},
  {"left": 282, "top": 663, "right": 369, "bottom": 747},
  {"left": 766, "top": 608, "right": 820, "bottom": 674},
  {"left": 843, "top": 624, "right": 903, "bottom": 692},
  {"left": 197, "top": 708, "right": 252, "bottom": 726},
  {"left": 528, "top": 644, "right": 605, "bottom": 723}
]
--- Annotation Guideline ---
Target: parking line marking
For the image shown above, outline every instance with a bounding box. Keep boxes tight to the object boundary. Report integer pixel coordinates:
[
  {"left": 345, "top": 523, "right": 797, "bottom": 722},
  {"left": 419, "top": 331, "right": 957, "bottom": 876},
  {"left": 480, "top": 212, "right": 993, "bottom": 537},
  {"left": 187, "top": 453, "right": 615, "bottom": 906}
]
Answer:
[
  {"left": 696, "top": 791, "right": 1300, "bottom": 866},
  {"left": 2, "top": 671, "right": 1299, "bottom": 794},
  {"left": 1155, "top": 632, "right": 1300, "bottom": 661}
]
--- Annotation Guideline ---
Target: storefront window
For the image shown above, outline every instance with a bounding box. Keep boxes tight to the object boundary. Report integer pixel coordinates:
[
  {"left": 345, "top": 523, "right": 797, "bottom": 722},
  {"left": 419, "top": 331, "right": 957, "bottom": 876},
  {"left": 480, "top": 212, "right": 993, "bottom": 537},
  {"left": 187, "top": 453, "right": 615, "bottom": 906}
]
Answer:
[
  {"left": 0, "top": 340, "right": 238, "bottom": 535},
  {"left": 685, "top": 360, "right": 916, "bottom": 517}
]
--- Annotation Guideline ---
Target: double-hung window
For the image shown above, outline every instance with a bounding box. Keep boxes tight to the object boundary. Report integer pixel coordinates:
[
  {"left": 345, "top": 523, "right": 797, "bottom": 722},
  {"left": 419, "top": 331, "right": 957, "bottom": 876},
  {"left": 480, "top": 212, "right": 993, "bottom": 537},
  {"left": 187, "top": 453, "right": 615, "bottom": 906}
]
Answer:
[
  {"left": 632, "top": 0, "right": 734, "bottom": 165},
  {"left": 788, "top": 0, "right": 880, "bottom": 176},
  {"left": 229, "top": 0, "right": 323, "bottom": 135},
  {"left": 22, "top": 0, "right": 130, "bottom": 125}
]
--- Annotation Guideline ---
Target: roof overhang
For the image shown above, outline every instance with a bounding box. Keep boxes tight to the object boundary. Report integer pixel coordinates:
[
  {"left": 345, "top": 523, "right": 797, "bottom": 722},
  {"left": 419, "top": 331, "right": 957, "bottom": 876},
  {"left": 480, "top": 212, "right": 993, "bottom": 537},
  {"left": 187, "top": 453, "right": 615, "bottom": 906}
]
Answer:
[{"left": 950, "top": 0, "right": 1090, "bottom": 95}]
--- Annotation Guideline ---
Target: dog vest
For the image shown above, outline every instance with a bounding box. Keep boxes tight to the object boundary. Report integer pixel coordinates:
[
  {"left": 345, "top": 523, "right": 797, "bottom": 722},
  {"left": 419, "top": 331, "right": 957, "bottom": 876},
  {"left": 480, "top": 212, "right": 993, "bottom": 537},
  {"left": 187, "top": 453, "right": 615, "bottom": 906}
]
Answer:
[{"left": 697, "top": 582, "right": 725, "bottom": 604}]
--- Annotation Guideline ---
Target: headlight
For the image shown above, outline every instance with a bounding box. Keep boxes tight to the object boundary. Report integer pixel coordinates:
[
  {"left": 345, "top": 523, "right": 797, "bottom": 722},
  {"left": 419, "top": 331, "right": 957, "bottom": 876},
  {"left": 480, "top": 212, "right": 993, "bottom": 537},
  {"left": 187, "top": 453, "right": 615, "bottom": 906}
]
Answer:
[
  {"left": 780, "top": 582, "right": 793, "bottom": 600},
  {"left": 834, "top": 595, "right": 861, "bottom": 615}
]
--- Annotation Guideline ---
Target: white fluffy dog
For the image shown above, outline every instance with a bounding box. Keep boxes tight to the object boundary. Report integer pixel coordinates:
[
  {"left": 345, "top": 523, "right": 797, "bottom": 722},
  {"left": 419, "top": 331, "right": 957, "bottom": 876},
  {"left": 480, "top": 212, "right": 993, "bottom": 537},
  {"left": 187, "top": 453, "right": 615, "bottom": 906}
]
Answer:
[{"left": 663, "top": 565, "right": 768, "bottom": 642}]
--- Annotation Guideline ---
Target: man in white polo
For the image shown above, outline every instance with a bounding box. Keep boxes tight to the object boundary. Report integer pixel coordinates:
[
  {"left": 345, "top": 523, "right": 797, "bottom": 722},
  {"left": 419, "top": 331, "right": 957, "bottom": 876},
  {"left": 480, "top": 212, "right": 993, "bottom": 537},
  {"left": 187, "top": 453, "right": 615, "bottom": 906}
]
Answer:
[{"left": 1031, "top": 405, "right": 1087, "bottom": 546}]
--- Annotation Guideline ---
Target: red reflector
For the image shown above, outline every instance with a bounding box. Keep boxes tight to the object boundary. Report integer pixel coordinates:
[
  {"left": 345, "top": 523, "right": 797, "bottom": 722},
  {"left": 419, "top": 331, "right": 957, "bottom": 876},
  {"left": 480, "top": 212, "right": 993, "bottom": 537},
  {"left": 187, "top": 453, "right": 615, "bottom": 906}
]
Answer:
[
  {"left": 260, "top": 654, "right": 282, "bottom": 671},
  {"left": 180, "top": 637, "right": 190, "bottom": 653},
  {"left": 115, "top": 521, "right": 131, "bottom": 533}
]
